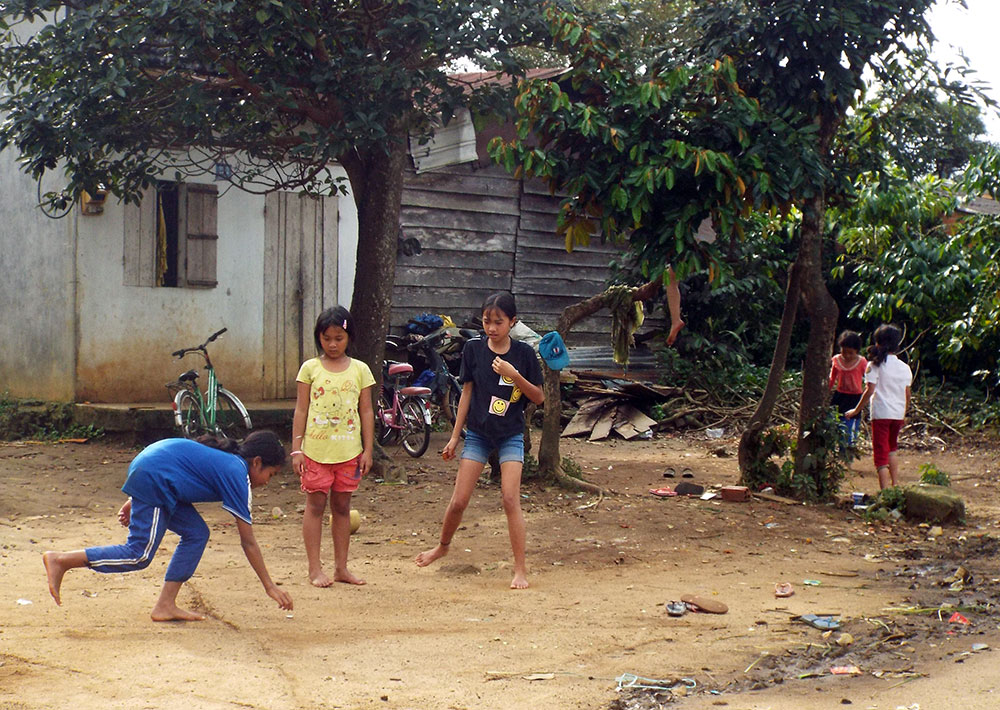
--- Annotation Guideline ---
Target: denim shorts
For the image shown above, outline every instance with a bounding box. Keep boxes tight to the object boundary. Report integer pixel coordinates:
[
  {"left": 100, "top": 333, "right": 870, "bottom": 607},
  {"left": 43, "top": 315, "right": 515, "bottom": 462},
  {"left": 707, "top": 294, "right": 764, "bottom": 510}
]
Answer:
[{"left": 461, "top": 429, "right": 524, "bottom": 464}]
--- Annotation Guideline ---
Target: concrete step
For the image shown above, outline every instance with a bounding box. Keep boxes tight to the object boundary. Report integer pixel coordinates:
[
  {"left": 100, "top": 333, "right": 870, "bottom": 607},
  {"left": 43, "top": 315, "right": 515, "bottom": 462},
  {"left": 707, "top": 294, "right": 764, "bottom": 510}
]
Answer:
[{"left": 73, "top": 400, "right": 295, "bottom": 434}]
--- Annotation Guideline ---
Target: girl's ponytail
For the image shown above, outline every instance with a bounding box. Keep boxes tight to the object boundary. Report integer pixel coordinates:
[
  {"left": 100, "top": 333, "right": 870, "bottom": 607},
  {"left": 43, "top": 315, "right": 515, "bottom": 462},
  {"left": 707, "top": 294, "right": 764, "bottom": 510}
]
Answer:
[
  {"left": 195, "top": 433, "right": 240, "bottom": 454},
  {"left": 197, "top": 430, "right": 287, "bottom": 467},
  {"left": 867, "top": 324, "right": 902, "bottom": 367}
]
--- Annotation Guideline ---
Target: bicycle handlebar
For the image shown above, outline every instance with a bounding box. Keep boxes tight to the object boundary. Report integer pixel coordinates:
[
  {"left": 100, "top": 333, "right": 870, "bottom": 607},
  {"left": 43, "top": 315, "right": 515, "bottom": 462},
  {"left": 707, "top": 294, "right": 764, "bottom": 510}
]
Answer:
[{"left": 171, "top": 328, "right": 228, "bottom": 359}]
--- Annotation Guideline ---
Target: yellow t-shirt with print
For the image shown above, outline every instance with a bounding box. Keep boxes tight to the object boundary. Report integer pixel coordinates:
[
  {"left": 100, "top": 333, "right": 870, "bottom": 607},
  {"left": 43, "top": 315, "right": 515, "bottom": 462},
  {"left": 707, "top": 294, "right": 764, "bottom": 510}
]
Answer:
[{"left": 296, "top": 357, "right": 375, "bottom": 464}]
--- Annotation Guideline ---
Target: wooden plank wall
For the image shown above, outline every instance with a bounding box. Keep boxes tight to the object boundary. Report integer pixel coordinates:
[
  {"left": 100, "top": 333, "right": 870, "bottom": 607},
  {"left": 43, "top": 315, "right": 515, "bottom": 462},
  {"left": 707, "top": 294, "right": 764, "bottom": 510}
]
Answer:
[{"left": 395, "top": 163, "right": 663, "bottom": 344}]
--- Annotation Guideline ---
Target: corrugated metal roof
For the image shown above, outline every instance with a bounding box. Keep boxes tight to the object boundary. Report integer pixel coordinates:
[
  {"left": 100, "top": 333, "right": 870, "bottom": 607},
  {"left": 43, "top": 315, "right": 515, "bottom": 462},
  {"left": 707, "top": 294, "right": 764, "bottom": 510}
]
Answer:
[{"left": 957, "top": 195, "right": 999, "bottom": 216}]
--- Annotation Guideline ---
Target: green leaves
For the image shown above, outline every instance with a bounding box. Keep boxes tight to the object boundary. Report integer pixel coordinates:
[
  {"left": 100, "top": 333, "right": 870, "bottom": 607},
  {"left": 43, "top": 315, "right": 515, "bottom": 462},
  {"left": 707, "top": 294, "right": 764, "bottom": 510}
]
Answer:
[{"left": 0, "top": 0, "right": 554, "bottom": 209}]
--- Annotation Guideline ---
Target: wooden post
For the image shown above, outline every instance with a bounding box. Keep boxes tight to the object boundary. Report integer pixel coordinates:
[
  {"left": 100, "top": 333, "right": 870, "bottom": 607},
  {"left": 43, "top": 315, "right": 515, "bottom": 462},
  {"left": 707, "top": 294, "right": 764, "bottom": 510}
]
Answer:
[{"left": 538, "top": 280, "right": 661, "bottom": 490}]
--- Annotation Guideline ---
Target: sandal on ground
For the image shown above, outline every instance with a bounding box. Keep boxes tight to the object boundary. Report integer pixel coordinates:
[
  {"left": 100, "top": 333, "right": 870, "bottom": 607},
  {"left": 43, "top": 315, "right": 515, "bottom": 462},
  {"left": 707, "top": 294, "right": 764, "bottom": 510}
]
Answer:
[
  {"left": 680, "top": 594, "right": 728, "bottom": 614},
  {"left": 649, "top": 487, "right": 677, "bottom": 498},
  {"left": 665, "top": 601, "right": 687, "bottom": 617},
  {"left": 662, "top": 467, "right": 676, "bottom": 478},
  {"left": 681, "top": 467, "right": 695, "bottom": 478},
  {"left": 774, "top": 582, "right": 794, "bottom": 598}
]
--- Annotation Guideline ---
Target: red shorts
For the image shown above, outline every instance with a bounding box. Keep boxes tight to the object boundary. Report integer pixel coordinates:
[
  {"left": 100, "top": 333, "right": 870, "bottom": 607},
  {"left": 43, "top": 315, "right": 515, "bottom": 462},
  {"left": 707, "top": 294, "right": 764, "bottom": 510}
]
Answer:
[
  {"left": 300, "top": 454, "right": 362, "bottom": 494},
  {"left": 871, "top": 419, "right": 903, "bottom": 468}
]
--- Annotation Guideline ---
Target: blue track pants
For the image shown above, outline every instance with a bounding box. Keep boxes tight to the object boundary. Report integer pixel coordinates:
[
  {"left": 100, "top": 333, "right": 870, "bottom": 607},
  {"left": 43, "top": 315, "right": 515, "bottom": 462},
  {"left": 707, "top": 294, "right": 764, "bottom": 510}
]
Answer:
[{"left": 85, "top": 499, "right": 210, "bottom": 582}]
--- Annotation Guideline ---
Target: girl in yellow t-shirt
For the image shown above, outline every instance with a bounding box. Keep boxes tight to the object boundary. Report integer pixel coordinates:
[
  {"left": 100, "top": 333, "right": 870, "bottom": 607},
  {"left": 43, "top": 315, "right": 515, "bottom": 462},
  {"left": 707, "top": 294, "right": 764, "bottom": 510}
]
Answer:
[{"left": 291, "top": 306, "right": 375, "bottom": 587}]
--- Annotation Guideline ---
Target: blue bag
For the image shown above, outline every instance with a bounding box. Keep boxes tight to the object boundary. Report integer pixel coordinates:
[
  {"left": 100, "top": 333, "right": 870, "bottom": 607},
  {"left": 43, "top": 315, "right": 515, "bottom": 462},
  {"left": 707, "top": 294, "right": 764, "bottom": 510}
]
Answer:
[
  {"left": 539, "top": 331, "right": 570, "bottom": 371},
  {"left": 406, "top": 313, "right": 444, "bottom": 335}
]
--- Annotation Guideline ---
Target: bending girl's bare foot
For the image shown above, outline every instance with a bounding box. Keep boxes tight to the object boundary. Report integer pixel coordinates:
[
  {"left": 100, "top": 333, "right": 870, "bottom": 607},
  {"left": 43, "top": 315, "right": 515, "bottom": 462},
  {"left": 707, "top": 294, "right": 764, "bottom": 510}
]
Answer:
[
  {"left": 309, "top": 570, "right": 334, "bottom": 588},
  {"left": 151, "top": 603, "right": 207, "bottom": 622},
  {"left": 666, "top": 319, "right": 685, "bottom": 346},
  {"left": 415, "top": 543, "right": 449, "bottom": 567},
  {"left": 42, "top": 552, "right": 67, "bottom": 605},
  {"left": 334, "top": 569, "right": 366, "bottom": 586},
  {"left": 510, "top": 572, "right": 529, "bottom": 590}
]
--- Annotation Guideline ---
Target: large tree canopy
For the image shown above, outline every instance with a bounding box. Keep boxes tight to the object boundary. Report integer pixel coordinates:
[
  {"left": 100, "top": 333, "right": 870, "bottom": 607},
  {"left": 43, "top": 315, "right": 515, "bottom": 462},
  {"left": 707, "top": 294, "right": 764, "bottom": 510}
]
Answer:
[
  {"left": 0, "top": 0, "right": 557, "bottom": 403},
  {"left": 494, "top": 0, "right": 996, "bottom": 496},
  {"left": 1, "top": 0, "right": 547, "bottom": 206}
]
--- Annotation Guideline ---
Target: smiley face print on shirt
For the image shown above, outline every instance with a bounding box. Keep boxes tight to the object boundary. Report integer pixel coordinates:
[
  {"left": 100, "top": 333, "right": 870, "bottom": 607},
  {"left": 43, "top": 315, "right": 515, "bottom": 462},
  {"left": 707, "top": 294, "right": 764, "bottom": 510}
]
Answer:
[{"left": 488, "top": 396, "right": 509, "bottom": 417}]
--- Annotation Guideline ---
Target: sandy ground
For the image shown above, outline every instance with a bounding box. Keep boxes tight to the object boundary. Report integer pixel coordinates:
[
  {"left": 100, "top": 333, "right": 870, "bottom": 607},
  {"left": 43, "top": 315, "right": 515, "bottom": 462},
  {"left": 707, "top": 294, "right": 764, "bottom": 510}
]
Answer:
[{"left": 2, "top": 429, "right": 999, "bottom": 710}]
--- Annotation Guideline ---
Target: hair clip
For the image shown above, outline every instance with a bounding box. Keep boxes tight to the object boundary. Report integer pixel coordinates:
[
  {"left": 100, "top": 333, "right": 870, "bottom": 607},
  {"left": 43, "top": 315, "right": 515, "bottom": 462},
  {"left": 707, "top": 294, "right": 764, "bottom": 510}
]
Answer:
[{"left": 342, "top": 319, "right": 348, "bottom": 329}]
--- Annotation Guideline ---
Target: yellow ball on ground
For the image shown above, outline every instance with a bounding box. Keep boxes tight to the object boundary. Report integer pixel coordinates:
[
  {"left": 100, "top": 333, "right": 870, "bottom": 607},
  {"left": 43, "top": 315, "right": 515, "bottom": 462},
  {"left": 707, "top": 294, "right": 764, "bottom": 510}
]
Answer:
[{"left": 349, "top": 509, "right": 361, "bottom": 534}]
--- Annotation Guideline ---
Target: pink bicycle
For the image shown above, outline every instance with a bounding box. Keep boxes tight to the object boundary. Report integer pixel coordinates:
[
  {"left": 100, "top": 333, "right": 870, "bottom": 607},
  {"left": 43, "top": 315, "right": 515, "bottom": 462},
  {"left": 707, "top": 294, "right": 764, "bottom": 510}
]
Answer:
[{"left": 375, "top": 361, "right": 432, "bottom": 457}]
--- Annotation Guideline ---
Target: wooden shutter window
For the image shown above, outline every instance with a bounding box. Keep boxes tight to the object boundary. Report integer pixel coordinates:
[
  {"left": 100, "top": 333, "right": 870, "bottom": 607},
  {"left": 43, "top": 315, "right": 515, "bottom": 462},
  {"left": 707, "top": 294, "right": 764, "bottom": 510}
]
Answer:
[{"left": 184, "top": 183, "right": 218, "bottom": 288}]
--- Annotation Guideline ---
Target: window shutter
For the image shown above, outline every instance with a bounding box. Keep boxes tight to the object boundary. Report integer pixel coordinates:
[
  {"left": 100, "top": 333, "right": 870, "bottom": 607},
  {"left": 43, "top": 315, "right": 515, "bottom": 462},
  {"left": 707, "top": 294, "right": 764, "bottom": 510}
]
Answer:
[
  {"left": 122, "top": 187, "right": 157, "bottom": 287},
  {"left": 184, "top": 183, "right": 218, "bottom": 288}
]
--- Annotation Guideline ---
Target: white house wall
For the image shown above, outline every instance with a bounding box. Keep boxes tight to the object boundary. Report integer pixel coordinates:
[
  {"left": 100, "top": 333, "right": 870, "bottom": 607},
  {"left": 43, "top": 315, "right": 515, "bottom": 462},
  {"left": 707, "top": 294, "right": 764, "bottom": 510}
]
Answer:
[
  {"left": 74, "top": 182, "right": 267, "bottom": 402},
  {"left": 74, "top": 174, "right": 358, "bottom": 402},
  {"left": 0, "top": 156, "right": 77, "bottom": 401}
]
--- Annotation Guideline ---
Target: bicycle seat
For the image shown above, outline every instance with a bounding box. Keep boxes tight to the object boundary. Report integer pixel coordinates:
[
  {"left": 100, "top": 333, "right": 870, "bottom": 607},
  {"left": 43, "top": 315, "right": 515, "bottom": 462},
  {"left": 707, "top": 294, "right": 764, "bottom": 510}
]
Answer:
[
  {"left": 387, "top": 362, "right": 414, "bottom": 377},
  {"left": 399, "top": 386, "right": 433, "bottom": 397},
  {"left": 179, "top": 369, "right": 199, "bottom": 382}
]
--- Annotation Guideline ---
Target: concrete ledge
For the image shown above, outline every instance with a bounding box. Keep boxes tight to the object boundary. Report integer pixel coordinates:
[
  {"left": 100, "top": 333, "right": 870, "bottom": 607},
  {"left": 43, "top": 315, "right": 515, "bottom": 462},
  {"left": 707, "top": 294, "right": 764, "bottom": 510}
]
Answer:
[{"left": 74, "top": 400, "right": 295, "bottom": 434}]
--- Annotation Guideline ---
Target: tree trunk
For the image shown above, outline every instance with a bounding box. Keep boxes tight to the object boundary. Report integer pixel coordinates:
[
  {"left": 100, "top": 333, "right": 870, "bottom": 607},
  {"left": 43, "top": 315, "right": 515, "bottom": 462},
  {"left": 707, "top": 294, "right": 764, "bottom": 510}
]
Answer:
[
  {"left": 343, "top": 123, "right": 409, "bottom": 482},
  {"left": 793, "top": 192, "right": 839, "bottom": 490},
  {"left": 538, "top": 280, "right": 660, "bottom": 486},
  {"left": 737, "top": 258, "right": 803, "bottom": 480}
]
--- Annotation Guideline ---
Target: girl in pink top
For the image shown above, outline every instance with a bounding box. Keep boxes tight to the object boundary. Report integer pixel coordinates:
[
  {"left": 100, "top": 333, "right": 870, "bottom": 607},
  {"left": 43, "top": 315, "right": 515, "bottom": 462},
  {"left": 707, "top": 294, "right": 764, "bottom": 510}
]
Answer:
[{"left": 829, "top": 330, "right": 867, "bottom": 447}]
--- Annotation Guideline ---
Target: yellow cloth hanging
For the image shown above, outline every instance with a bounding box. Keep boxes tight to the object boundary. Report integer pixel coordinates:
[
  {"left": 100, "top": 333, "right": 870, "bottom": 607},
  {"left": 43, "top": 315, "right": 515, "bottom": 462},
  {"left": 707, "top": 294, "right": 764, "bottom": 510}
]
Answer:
[{"left": 155, "top": 199, "right": 168, "bottom": 286}]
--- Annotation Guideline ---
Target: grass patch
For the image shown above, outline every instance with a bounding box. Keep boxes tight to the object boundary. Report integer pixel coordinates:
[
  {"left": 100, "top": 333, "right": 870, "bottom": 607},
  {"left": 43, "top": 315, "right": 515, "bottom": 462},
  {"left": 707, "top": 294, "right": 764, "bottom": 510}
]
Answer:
[{"left": 0, "top": 393, "right": 103, "bottom": 441}]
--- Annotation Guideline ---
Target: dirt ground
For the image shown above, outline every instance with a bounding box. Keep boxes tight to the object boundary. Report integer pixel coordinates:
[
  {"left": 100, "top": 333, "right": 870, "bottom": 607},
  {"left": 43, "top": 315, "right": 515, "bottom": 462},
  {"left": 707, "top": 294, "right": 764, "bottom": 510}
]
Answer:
[{"left": 2, "top": 428, "right": 999, "bottom": 710}]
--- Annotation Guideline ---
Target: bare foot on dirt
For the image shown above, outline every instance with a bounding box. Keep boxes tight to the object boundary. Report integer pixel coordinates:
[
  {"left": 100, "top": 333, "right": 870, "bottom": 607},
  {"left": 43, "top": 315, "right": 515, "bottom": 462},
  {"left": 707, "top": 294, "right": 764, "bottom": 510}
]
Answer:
[
  {"left": 510, "top": 572, "right": 529, "bottom": 590},
  {"left": 310, "top": 570, "right": 334, "bottom": 588},
  {"left": 415, "top": 543, "right": 449, "bottom": 567},
  {"left": 334, "top": 569, "right": 367, "bottom": 586},
  {"left": 666, "top": 319, "right": 685, "bottom": 346},
  {"left": 150, "top": 603, "right": 207, "bottom": 622},
  {"left": 42, "top": 552, "right": 66, "bottom": 605}
]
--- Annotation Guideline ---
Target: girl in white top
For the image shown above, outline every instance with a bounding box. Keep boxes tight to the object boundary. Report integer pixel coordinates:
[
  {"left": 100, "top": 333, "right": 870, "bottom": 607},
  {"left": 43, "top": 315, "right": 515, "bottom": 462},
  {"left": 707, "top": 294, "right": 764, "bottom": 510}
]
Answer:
[{"left": 846, "top": 324, "right": 912, "bottom": 489}]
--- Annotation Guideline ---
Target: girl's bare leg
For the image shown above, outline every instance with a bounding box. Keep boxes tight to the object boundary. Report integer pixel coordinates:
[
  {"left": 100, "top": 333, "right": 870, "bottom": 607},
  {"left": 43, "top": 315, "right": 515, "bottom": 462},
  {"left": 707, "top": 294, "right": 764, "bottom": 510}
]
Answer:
[
  {"left": 330, "top": 491, "right": 365, "bottom": 585},
  {"left": 500, "top": 460, "right": 528, "bottom": 589},
  {"left": 151, "top": 581, "right": 205, "bottom": 622},
  {"left": 42, "top": 550, "right": 89, "bottom": 605},
  {"left": 876, "top": 465, "right": 891, "bottom": 490},
  {"left": 416, "top": 458, "right": 485, "bottom": 567},
  {"left": 303, "top": 490, "right": 333, "bottom": 587},
  {"left": 666, "top": 267, "right": 685, "bottom": 346},
  {"left": 887, "top": 451, "right": 900, "bottom": 487}
]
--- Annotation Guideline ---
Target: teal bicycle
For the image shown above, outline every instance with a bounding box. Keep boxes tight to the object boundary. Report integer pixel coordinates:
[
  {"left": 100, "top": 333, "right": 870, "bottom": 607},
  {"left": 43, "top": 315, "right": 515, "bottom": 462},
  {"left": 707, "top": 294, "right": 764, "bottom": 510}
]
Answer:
[{"left": 166, "top": 328, "right": 252, "bottom": 439}]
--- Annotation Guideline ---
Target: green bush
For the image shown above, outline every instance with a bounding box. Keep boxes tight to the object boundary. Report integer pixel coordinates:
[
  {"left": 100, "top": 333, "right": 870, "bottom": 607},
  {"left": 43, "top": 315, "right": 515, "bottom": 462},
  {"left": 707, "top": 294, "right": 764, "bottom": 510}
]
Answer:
[
  {"left": 918, "top": 462, "right": 950, "bottom": 487},
  {"left": 0, "top": 393, "right": 102, "bottom": 441},
  {"left": 863, "top": 485, "right": 906, "bottom": 523}
]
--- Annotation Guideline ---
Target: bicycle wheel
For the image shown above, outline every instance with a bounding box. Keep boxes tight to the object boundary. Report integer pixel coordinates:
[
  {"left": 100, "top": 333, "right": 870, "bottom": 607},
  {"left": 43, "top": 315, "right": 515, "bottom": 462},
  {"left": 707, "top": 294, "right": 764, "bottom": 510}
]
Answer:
[
  {"left": 215, "top": 389, "right": 252, "bottom": 440},
  {"left": 173, "top": 390, "right": 204, "bottom": 438},
  {"left": 376, "top": 390, "right": 398, "bottom": 445},
  {"left": 444, "top": 379, "right": 461, "bottom": 424},
  {"left": 400, "top": 398, "right": 430, "bottom": 458}
]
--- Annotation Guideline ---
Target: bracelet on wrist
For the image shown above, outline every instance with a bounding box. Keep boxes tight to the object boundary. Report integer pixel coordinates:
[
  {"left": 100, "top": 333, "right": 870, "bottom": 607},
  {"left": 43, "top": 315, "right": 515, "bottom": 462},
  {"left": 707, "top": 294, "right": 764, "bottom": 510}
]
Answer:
[{"left": 290, "top": 450, "right": 303, "bottom": 456}]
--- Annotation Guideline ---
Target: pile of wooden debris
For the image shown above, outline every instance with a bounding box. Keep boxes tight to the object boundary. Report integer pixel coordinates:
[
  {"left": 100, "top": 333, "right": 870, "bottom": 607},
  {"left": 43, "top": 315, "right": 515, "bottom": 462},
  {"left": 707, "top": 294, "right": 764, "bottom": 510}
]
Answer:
[{"left": 560, "top": 372, "right": 681, "bottom": 441}]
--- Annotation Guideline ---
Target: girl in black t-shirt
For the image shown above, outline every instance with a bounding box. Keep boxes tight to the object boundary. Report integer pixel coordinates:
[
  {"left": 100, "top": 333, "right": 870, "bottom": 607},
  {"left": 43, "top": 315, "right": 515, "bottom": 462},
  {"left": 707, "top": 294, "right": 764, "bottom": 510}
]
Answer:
[{"left": 415, "top": 293, "right": 544, "bottom": 589}]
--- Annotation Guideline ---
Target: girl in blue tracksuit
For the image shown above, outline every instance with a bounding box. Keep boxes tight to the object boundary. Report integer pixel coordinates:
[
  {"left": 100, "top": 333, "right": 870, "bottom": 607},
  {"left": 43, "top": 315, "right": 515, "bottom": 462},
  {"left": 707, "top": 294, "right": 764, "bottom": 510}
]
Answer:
[{"left": 43, "top": 431, "right": 292, "bottom": 621}]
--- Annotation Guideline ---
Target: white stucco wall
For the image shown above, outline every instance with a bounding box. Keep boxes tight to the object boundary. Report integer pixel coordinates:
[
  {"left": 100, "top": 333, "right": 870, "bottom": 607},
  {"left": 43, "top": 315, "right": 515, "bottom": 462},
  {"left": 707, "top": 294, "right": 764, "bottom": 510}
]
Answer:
[
  {"left": 74, "top": 168, "right": 358, "bottom": 403},
  {"left": 74, "top": 181, "right": 264, "bottom": 402},
  {"left": 0, "top": 154, "right": 77, "bottom": 401},
  {"left": 0, "top": 145, "right": 359, "bottom": 403}
]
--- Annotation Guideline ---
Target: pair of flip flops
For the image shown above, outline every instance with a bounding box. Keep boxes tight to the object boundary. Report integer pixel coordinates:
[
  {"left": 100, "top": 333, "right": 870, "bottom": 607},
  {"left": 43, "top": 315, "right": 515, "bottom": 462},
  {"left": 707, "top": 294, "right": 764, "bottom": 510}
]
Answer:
[
  {"left": 680, "top": 594, "right": 728, "bottom": 614},
  {"left": 663, "top": 467, "right": 695, "bottom": 479}
]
